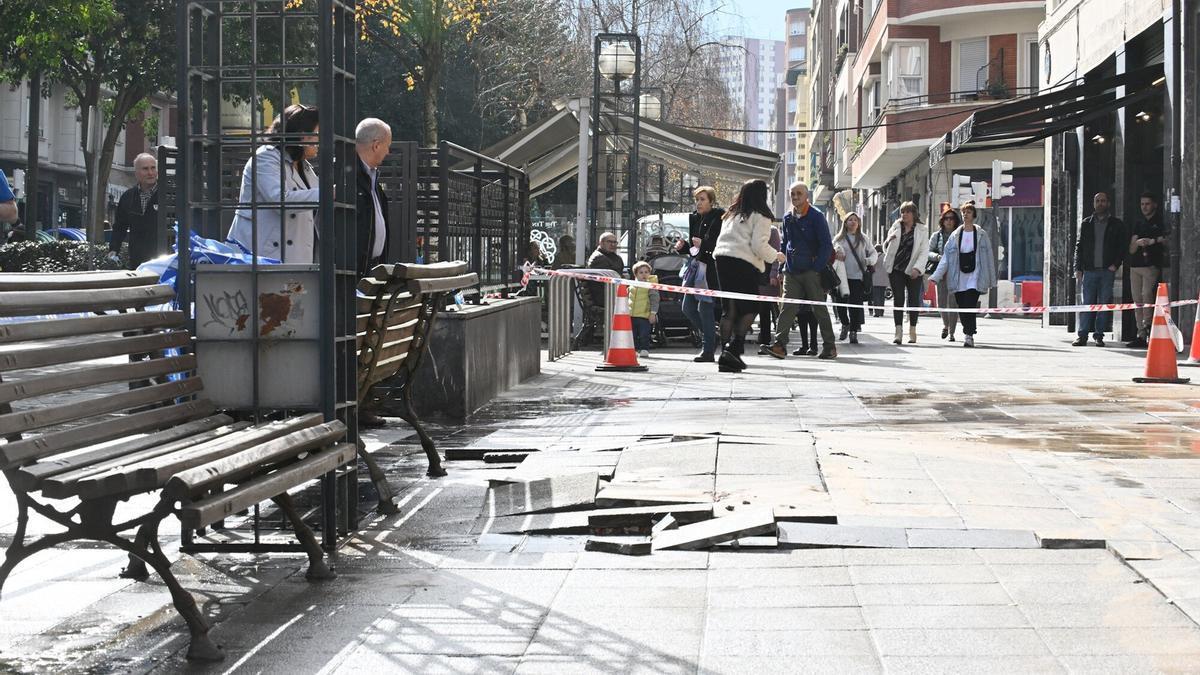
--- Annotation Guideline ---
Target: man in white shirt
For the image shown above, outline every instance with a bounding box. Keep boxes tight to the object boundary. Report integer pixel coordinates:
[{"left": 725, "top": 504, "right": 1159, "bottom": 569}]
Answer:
[{"left": 356, "top": 118, "right": 392, "bottom": 277}]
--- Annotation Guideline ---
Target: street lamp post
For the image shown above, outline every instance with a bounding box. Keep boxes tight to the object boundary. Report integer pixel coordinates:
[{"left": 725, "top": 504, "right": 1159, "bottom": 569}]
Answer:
[
  {"left": 681, "top": 172, "right": 700, "bottom": 209},
  {"left": 591, "top": 33, "right": 642, "bottom": 269}
]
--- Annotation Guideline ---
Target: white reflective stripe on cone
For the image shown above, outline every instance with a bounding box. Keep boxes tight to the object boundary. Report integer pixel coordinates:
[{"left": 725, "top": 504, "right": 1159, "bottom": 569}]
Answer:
[{"left": 609, "top": 331, "right": 635, "bottom": 349}]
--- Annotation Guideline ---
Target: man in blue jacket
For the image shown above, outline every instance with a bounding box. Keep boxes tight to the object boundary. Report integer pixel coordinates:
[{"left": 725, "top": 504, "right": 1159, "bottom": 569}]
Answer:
[{"left": 766, "top": 181, "right": 837, "bottom": 359}]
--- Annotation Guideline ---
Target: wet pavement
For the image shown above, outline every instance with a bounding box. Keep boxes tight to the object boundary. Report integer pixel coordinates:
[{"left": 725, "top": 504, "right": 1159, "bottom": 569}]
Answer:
[{"left": 2, "top": 316, "right": 1200, "bottom": 673}]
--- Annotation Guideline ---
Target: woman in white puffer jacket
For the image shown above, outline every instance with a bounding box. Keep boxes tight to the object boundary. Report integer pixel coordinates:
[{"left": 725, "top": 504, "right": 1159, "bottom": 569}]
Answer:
[
  {"left": 832, "top": 213, "right": 877, "bottom": 344},
  {"left": 713, "top": 179, "right": 782, "bottom": 373}
]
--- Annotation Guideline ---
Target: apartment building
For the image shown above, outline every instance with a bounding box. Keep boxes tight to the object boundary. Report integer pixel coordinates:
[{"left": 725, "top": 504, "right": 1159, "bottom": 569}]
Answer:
[
  {"left": 1039, "top": 0, "right": 1193, "bottom": 337},
  {"left": 717, "top": 36, "right": 787, "bottom": 150},
  {"left": 776, "top": 6, "right": 813, "bottom": 214},
  {"left": 0, "top": 81, "right": 173, "bottom": 231},
  {"left": 809, "top": 0, "right": 1046, "bottom": 287}
]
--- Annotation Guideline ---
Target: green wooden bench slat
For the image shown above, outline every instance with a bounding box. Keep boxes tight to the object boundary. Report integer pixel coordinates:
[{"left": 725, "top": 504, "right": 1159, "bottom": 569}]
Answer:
[
  {"left": 0, "top": 331, "right": 190, "bottom": 372},
  {"left": 71, "top": 413, "right": 326, "bottom": 499},
  {"left": 0, "top": 354, "right": 197, "bottom": 406},
  {"left": 179, "top": 443, "right": 355, "bottom": 530},
  {"left": 0, "top": 400, "right": 217, "bottom": 470},
  {"left": 0, "top": 270, "right": 160, "bottom": 291},
  {"left": 0, "top": 377, "right": 203, "bottom": 437},
  {"left": 21, "top": 417, "right": 244, "bottom": 494},
  {"left": 0, "top": 311, "right": 185, "bottom": 344},
  {"left": 406, "top": 272, "right": 479, "bottom": 295},
  {"left": 372, "top": 261, "right": 470, "bottom": 280},
  {"left": 0, "top": 285, "right": 175, "bottom": 316},
  {"left": 164, "top": 420, "right": 347, "bottom": 499}
]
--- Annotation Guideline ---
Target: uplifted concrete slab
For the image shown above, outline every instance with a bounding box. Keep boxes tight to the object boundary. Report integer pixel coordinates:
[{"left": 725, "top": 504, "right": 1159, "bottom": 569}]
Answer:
[
  {"left": 906, "top": 527, "right": 1041, "bottom": 549},
  {"left": 613, "top": 439, "right": 718, "bottom": 478},
  {"left": 777, "top": 522, "right": 909, "bottom": 549},
  {"left": 485, "top": 472, "right": 599, "bottom": 517},
  {"left": 652, "top": 507, "right": 777, "bottom": 551},
  {"left": 508, "top": 451, "right": 620, "bottom": 479},
  {"left": 716, "top": 443, "right": 820, "bottom": 475},
  {"left": 595, "top": 483, "right": 714, "bottom": 507},
  {"left": 479, "top": 503, "right": 713, "bottom": 535},
  {"left": 584, "top": 536, "right": 651, "bottom": 556}
]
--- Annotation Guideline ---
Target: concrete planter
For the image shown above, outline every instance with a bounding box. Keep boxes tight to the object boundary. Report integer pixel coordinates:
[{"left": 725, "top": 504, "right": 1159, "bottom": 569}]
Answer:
[{"left": 382, "top": 296, "right": 541, "bottom": 419}]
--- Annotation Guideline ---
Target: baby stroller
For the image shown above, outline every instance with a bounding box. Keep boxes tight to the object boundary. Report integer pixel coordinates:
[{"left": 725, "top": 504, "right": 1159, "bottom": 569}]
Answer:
[{"left": 648, "top": 253, "right": 699, "bottom": 347}]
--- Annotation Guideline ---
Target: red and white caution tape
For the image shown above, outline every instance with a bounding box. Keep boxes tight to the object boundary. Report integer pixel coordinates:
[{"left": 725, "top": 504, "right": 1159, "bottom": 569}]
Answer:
[{"left": 535, "top": 267, "right": 1200, "bottom": 316}]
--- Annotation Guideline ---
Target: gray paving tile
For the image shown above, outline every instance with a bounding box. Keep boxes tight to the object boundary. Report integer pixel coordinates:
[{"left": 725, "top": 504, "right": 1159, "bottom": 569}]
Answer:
[
  {"left": 976, "top": 549, "right": 1115, "bottom": 565},
  {"left": 999, "top": 580, "right": 1162, "bottom": 605},
  {"left": 1019, "top": 601, "right": 1196, "bottom": 628},
  {"left": 706, "top": 585, "right": 860, "bottom": 609},
  {"left": 699, "top": 656, "right": 881, "bottom": 675},
  {"left": 708, "top": 549, "right": 846, "bottom": 568},
  {"left": 333, "top": 649, "right": 519, "bottom": 674},
  {"left": 1056, "top": 655, "right": 1200, "bottom": 674},
  {"left": 906, "top": 528, "right": 1041, "bottom": 549},
  {"left": 849, "top": 564, "right": 996, "bottom": 585},
  {"left": 777, "top": 522, "right": 908, "bottom": 549},
  {"left": 703, "top": 607, "right": 867, "bottom": 632},
  {"left": 861, "top": 604, "right": 1029, "bottom": 629},
  {"left": 700, "top": 628, "right": 876, "bottom": 656},
  {"left": 1037, "top": 627, "right": 1200, "bottom": 655},
  {"left": 841, "top": 548, "right": 983, "bottom": 566},
  {"left": 854, "top": 583, "right": 1013, "bottom": 606},
  {"left": 707, "top": 565, "right": 852, "bottom": 588},
  {"left": 871, "top": 628, "right": 1051, "bottom": 656},
  {"left": 879, "top": 655, "right": 1064, "bottom": 674},
  {"left": 486, "top": 473, "right": 599, "bottom": 516}
]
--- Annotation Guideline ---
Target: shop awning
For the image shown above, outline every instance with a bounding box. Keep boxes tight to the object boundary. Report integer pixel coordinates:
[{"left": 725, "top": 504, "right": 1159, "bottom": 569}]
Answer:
[
  {"left": 932, "top": 64, "right": 1165, "bottom": 161},
  {"left": 479, "top": 100, "right": 781, "bottom": 197}
]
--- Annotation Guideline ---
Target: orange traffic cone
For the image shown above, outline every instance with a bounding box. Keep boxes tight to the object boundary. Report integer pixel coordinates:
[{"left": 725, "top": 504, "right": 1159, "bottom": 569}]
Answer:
[
  {"left": 596, "top": 283, "right": 648, "bottom": 372},
  {"left": 1133, "top": 283, "right": 1190, "bottom": 384},
  {"left": 1182, "top": 292, "right": 1200, "bottom": 368}
]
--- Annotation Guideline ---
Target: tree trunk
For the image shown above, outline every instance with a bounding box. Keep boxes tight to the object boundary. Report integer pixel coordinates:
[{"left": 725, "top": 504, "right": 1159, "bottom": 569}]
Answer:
[
  {"left": 421, "top": 43, "right": 443, "bottom": 146},
  {"left": 91, "top": 110, "right": 125, "bottom": 242},
  {"left": 77, "top": 91, "right": 98, "bottom": 241},
  {"left": 25, "top": 72, "right": 42, "bottom": 230}
]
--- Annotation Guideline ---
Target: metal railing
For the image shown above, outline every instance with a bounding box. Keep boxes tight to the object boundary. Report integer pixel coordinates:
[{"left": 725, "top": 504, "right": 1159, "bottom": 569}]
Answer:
[{"left": 547, "top": 269, "right": 617, "bottom": 361}]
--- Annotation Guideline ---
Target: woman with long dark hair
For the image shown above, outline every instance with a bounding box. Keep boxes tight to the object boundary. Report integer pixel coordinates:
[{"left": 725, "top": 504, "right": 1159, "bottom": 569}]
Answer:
[
  {"left": 228, "top": 104, "right": 321, "bottom": 262},
  {"left": 712, "top": 179, "right": 781, "bottom": 372}
]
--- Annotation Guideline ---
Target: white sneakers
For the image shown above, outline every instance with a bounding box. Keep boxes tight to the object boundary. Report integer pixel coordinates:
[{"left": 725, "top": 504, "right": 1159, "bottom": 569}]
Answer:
[
  {"left": 964, "top": 335, "right": 975, "bottom": 348},
  {"left": 638, "top": 349, "right": 650, "bottom": 359}
]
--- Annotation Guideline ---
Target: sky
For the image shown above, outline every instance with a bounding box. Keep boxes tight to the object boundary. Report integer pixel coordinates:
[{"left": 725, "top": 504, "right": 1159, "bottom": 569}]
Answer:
[{"left": 714, "top": 0, "right": 811, "bottom": 42}]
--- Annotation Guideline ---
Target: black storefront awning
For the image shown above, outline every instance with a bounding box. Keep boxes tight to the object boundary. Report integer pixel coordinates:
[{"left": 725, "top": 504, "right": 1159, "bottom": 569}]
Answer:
[{"left": 931, "top": 64, "right": 1165, "bottom": 162}]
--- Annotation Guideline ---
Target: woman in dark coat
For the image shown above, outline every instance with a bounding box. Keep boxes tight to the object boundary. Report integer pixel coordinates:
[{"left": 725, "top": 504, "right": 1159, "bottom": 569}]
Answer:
[{"left": 677, "top": 186, "right": 725, "bottom": 362}]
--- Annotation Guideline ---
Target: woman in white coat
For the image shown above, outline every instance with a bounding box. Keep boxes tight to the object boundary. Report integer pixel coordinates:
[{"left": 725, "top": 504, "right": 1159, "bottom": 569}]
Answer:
[
  {"left": 882, "top": 201, "right": 930, "bottom": 345},
  {"left": 227, "top": 104, "right": 321, "bottom": 263},
  {"left": 832, "top": 212, "right": 877, "bottom": 344}
]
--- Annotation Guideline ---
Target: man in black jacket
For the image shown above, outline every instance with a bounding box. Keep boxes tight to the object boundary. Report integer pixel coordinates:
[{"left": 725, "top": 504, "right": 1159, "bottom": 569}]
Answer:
[
  {"left": 585, "top": 231, "right": 624, "bottom": 306},
  {"left": 1125, "top": 191, "right": 1169, "bottom": 348},
  {"left": 1073, "top": 191, "right": 1126, "bottom": 347},
  {"left": 355, "top": 118, "right": 392, "bottom": 277},
  {"left": 355, "top": 118, "right": 392, "bottom": 428},
  {"left": 109, "top": 153, "right": 161, "bottom": 268}
]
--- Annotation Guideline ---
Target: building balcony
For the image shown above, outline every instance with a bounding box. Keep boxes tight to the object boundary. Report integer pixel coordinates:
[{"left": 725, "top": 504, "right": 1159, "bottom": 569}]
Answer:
[{"left": 850, "top": 98, "right": 984, "bottom": 189}]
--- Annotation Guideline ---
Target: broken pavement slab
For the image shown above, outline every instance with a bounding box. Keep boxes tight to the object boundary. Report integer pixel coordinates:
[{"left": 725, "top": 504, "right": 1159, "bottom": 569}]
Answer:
[
  {"left": 587, "top": 504, "right": 712, "bottom": 532},
  {"left": 485, "top": 472, "right": 599, "bottom": 517},
  {"left": 585, "top": 536, "right": 652, "bottom": 556},
  {"left": 906, "top": 527, "right": 1041, "bottom": 549},
  {"left": 651, "top": 507, "right": 776, "bottom": 551},
  {"left": 479, "top": 503, "right": 713, "bottom": 535},
  {"left": 777, "top": 522, "right": 909, "bottom": 549},
  {"left": 595, "top": 483, "right": 714, "bottom": 507},
  {"left": 612, "top": 439, "right": 718, "bottom": 478},
  {"left": 715, "top": 443, "right": 820, "bottom": 476}
]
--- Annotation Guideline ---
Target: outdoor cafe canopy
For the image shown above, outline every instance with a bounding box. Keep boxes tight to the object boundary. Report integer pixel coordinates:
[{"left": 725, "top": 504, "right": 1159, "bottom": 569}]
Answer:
[{"left": 480, "top": 99, "right": 782, "bottom": 197}]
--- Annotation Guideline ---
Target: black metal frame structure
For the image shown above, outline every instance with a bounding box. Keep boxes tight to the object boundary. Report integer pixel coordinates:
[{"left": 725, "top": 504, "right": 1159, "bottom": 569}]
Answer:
[
  {"left": 380, "top": 140, "right": 528, "bottom": 300},
  {"left": 590, "top": 33, "right": 643, "bottom": 269},
  {"left": 176, "top": 0, "right": 358, "bottom": 552}
]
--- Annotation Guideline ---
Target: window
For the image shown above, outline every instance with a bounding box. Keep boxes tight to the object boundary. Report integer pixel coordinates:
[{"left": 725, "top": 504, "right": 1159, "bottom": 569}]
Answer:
[
  {"left": 889, "top": 43, "right": 926, "bottom": 100},
  {"left": 958, "top": 38, "right": 988, "bottom": 99},
  {"left": 789, "top": 47, "right": 806, "bottom": 62},
  {"left": 787, "top": 98, "right": 797, "bottom": 114},
  {"left": 787, "top": 151, "right": 796, "bottom": 165},
  {"left": 867, "top": 80, "right": 881, "bottom": 121},
  {"left": 790, "top": 23, "right": 807, "bottom": 36}
]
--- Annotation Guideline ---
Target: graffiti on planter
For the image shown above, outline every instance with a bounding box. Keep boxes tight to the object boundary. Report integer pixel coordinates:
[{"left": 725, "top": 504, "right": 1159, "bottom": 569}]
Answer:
[{"left": 201, "top": 289, "right": 251, "bottom": 334}]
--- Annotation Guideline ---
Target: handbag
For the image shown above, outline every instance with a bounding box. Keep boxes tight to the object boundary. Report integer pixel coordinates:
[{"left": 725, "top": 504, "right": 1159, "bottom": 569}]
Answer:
[
  {"left": 820, "top": 263, "right": 841, "bottom": 292},
  {"left": 924, "top": 231, "right": 943, "bottom": 275}
]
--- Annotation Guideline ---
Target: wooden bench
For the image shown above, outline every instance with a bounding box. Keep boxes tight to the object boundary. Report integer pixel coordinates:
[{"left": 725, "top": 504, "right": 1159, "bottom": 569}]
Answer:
[
  {"left": 0, "top": 271, "right": 353, "bottom": 662},
  {"left": 356, "top": 261, "right": 477, "bottom": 513}
]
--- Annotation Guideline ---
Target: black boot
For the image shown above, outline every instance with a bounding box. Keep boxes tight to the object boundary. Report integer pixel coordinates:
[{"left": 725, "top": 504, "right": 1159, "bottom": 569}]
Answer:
[{"left": 718, "top": 350, "right": 744, "bottom": 372}]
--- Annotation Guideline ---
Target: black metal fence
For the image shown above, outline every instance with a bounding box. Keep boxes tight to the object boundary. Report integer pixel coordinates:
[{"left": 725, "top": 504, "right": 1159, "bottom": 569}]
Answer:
[{"left": 383, "top": 141, "right": 529, "bottom": 299}]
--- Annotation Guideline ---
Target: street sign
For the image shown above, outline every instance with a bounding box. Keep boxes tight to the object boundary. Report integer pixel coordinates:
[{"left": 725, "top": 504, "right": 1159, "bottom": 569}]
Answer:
[
  {"left": 950, "top": 115, "right": 975, "bottom": 153},
  {"left": 928, "top": 134, "right": 948, "bottom": 168}
]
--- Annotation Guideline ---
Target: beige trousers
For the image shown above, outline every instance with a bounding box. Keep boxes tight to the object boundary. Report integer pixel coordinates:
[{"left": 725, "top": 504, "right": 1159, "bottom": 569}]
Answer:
[{"left": 1129, "top": 266, "right": 1160, "bottom": 337}]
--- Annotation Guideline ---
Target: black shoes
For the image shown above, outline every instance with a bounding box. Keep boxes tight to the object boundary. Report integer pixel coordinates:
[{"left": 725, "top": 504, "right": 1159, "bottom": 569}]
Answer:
[
  {"left": 941, "top": 328, "right": 949, "bottom": 339},
  {"left": 1072, "top": 336, "right": 1088, "bottom": 347},
  {"left": 1094, "top": 335, "right": 1106, "bottom": 347},
  {"left": 1125, "top": 337, "right": 1148, "bottom": 349},
  {"left": 718, "top": 350, "right": 745, "bottom": 373},
  {"left": 849, "top": 332, "right": 858, "bottom": 344},
  {"left": 839, "top": 325, "right": 850, "bottom": 341},
  {"left": 818, "top": 344, "right": 838, "bottom": 359},
  {"left": 693, "top": 352, "right": 715, "bottom": 362}
]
